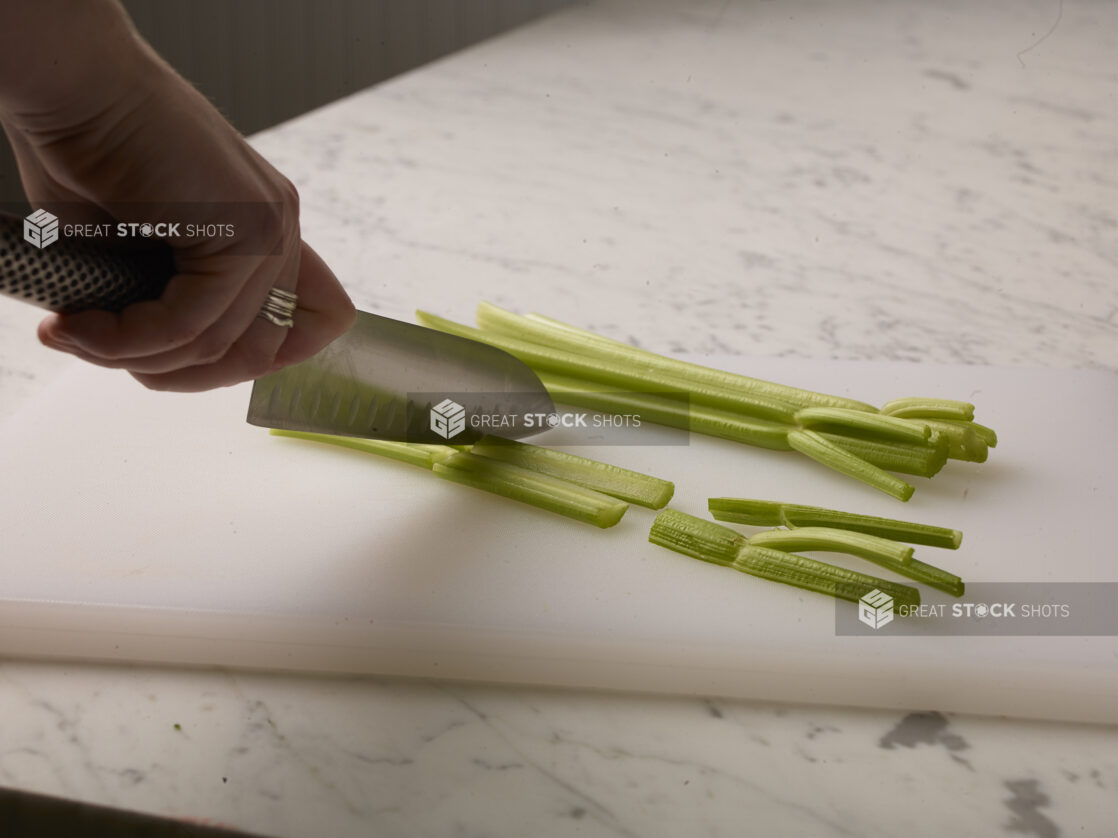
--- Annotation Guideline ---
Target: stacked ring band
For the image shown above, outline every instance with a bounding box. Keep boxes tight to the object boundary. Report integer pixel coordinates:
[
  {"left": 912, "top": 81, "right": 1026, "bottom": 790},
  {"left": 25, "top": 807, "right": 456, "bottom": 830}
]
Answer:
[{"left": 258, "top": 287, "right": 298, "bottom": 328}]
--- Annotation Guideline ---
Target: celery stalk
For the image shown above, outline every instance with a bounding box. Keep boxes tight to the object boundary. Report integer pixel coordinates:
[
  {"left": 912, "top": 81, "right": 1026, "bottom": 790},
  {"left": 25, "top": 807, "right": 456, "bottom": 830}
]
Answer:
[
  {"left": 816, "top": 431, "right": 949, "bottom": 477},
  {"left": 648, "top": 509, "right": 746, "bottom": 566},
  {"left": 793, "top": 407, "right": 931, "bottom": 443},
  {"left": 472, "top": 302, "right": 878, "bottom": 413},
  {"left": 787, "top": 430, "right": 915, "bottom": 501},
  {"left": 269, "top": 429, "right": 456, "bottom": 468},
  {"left": 881, "top": 397, "right": 975, "bottom": 421},
  {"left": 747, "top": 526, "right": 965, "bottom": 597},
  {"left": 415, "top": 310, "right": 799, "bottom": 424},
  {"left": 747, "top": 526, "right": 914, "bottom": 565},
  {"left": 648, "top": 510, "right": 920, "bottom": 607},
  {"left": 470, "top": 435, "right": 674, "bottom": 508},
  {"left": 535, "top": 371, "right": 793, "bottom": 450},
  {"left": 735, "top": 545, "right": 921, "bottom": 608},
  {"left": 707, "top": 498, "right": 963, "bottom": 549},
  {"left": 433, "top": 452, "right": 629, "bottom": 528}
]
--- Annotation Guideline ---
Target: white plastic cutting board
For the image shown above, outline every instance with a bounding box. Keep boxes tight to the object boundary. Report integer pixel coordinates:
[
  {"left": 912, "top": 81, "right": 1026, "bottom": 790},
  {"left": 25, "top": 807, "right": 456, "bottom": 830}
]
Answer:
[{"left": 1, "top": 357, "right": 1116, "bottom": 723}]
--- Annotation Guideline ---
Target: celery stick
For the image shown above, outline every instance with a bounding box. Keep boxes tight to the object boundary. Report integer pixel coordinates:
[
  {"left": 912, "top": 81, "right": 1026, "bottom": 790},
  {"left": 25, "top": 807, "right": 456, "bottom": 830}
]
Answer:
[
  {"left": 706, "top": 498, "right": 784, "bottom": 527},
  {"left": 524, "top": 313, "right": 635, "bottom": 348},
  {"left": 816, "top": 431, "right": 948, "bottom": 477},
  {"left": 787, "top": 430, "right": 915, "bottom": 501},
  {"left": 415, "top": 310, "right": 799, "bottom": 424},
  {"left": 433, "top": 452, "right": 628, "bottom": 528},
  {"left": 472, "top": 302, "right": 878, "bottom": 413},
  {"left": 648, "top": 509, "right": 747, "bottom": 567},
  {"left": 747, "top": 526, "right": 965, "bottom": 596},
  {"left": 270, "top": 429, "right": 455, "bottom": 468},
  {"left": 747, "top": 526, "right": 914, "bottom": 566},
  {"left": 897, "top": 557, "right": 965, "bottom": 597},
  {"left": 794, "top": 407, "right": 931, "bottom": 444},
  {"left": 470, "top": 435, "right": 674, "bottom": 508},
  {"left": 734, "top": 545, "right": 921, "bottom": 608},
  {"left": 708, "top": 498, "right": 962, "bottom": 549},
  {"left": 648, "top": 511, "right": 920, "bottom": 607},
  {"left": 881, "top": 397, "right": 975, "bottom": 421},
  {"left": 536, "top": 371, "right": 793, "bottom": 450}
]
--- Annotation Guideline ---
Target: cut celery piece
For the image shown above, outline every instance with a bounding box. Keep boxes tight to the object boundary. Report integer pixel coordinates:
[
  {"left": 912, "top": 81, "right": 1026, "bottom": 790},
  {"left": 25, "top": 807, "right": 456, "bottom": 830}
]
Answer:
[
  {"left": 471, "top": 435, "right": 674, "bottom": 508},
  {"left": 748, "top": 526, "right": 914, "bottom": 565},
  {"left": 471, "top": 302, "right": 878, "bottom": 413},
  {"left": 794, "top": 407, "right": 931, "bottom": 444},
  {"left": 269, "top": 429, "right": 455, "bottom": 469},
  {"left": 747, "top": 526, "right": 965, "bottom": 597},
  {"left": 536, "top": 371, "right": 793, "bottom": 450},
  {"left": 648, "top": 511, "right": 921, "bottom": 607},
  {"left": 881, "top": 397, "right": 975, "bottom": 421},
  {"left": 707, "top": 498, "right": 962, "bottom": 549},
  {"left": 433, "top": 451, "right": 628, "bottom": 528},
  {"left": 787, "top": 430, "right": 915, "bottom": 501},
  {"left": 415, "top": 310, "right": 799, "bottom": 424},
  {"left": 734, "top": 545, "right": 921, "bottom": 608},
  {"left": 648, "top": 509, "right": 746, "bottom": 567},
  {"left": 897, "top": 557, "right": 966, "bottom": 597}
]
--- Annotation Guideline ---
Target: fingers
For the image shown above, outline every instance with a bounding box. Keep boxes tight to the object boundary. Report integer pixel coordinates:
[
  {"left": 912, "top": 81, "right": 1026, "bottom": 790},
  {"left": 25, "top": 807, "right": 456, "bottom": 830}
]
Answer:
[
  {"left": 42, "top": 240, "right": 355, "bottom": 393},
  {"left": 266, "top": 241, "right": 357, "bottom": 372}
]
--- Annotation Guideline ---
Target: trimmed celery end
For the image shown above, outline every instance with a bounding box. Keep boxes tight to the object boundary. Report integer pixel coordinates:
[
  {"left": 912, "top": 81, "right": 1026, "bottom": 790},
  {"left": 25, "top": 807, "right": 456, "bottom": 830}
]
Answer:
[
  {"left": 734, "top": 545, "right": 921, "bottom": 608},
  {"left": 471, "top": 435, "right": 674, "bottom": 508},
  {"left": 649, "top": 509, "right": 747, "bottom": 567},
  {"left": 964, "top": 421, "right": 998, "bottom": 448},
  {"left": 269, "top": 429, "right": 455, "bottom": 469},
  {"left": 787, "top": 430, "right": 915, "bottom": 501},
  {"left": 920, "top": 420, "right": 989, "bottom": 462},
  {"left": 535, "top": 372, "right": 793, "bottom": 451},
  {"left": 881, "top": 397, "right": 975, "bottom": 421},
  {"left": 747, "top": 526, "right": 914, "bottom": 565},
  {"left": 433, "top": 452, "right": 628, "bottom": 528},
  {"left": 794, "top": 407, "right": 931, "bottom": 444},
  {"left": 707, "top": 498, "right": 784, "bottom": 527}
]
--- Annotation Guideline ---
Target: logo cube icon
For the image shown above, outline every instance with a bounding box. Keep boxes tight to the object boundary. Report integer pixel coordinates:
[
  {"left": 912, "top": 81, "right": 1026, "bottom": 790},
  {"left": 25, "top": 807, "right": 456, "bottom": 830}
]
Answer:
[
  {"left": 430, "top": 398, "right": 466, "bottom": 439},
  {"left": 24, "top": 209, "right": 59, "bottom": 249},
  {"left": 858, "top": 588, "right": 894, "bottom": 629}
]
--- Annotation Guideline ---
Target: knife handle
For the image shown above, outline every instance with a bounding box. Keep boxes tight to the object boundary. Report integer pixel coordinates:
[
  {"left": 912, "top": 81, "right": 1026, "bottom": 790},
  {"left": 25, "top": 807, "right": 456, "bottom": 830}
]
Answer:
[{"left": 0, "top": 211, "right": 174, "bottom": 314}]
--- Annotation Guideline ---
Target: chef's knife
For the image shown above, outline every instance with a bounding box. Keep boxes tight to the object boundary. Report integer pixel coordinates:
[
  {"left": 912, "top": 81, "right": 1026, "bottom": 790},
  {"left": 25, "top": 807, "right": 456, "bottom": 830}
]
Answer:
[{"left": 0, "top": 211, "right": 554, "bottom": 442}]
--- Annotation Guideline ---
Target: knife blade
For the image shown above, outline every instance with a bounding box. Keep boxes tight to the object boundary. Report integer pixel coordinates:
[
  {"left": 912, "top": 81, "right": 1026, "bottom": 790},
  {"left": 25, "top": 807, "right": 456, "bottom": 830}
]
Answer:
[{"left": 0, "top": 210, "right": 554, "bottom": 441}]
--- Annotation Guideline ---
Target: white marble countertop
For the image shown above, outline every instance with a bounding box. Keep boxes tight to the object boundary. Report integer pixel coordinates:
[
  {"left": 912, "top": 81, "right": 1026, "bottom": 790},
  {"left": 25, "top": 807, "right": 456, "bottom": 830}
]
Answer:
[{"left": 2, "top": 0, "right": 1116, "bottom": 835}]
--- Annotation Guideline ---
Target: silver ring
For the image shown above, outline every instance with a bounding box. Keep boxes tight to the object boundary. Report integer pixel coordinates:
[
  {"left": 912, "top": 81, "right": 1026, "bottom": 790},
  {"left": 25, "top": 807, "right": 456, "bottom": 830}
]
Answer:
[{"left": 258, "top": 287, "right": 298, "bottom": 328}]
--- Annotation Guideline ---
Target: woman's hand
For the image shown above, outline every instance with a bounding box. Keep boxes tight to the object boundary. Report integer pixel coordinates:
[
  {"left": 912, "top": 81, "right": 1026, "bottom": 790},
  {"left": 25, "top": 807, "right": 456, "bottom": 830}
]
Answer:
[{"left": 0, "top": 0, "right": 356, "bottom": 391}]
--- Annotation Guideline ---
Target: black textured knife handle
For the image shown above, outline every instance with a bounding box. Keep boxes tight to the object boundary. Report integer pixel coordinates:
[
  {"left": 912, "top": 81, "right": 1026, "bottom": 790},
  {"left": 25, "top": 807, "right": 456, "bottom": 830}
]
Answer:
[{"left": 0, "top": 211, "right": 174, "bottom": 314}]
